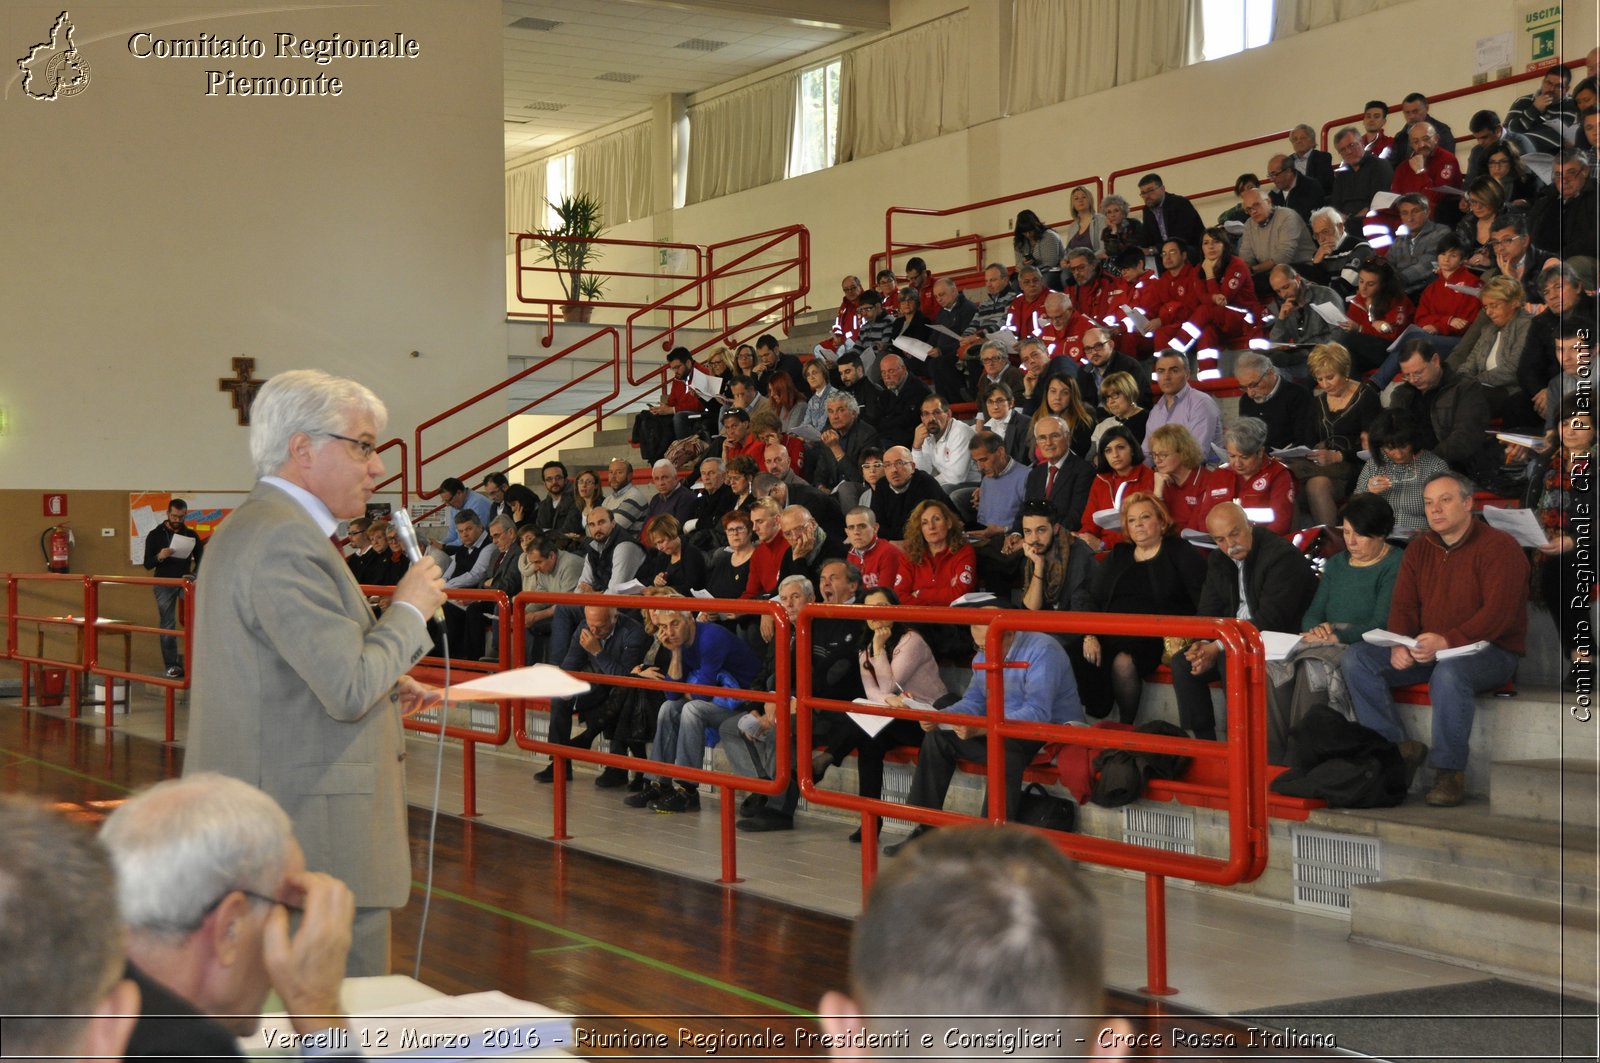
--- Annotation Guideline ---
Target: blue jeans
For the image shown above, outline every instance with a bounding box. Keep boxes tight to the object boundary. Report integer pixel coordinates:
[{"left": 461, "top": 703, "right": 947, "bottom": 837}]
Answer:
[
  {"left": 651, "top": 698, "right": 739, "bottom": 788},
  {"left": 1342, "top": 642, "right": 1519, "bottom": 771},
  {"left": 153, "top": 584, "right": 185, "bottom": 669}
]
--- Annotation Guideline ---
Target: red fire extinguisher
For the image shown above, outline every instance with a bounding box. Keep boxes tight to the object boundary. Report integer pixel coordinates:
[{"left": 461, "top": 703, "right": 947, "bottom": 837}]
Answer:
[{"left": 41, "top": 523, "right": 74, "bottom": 573}]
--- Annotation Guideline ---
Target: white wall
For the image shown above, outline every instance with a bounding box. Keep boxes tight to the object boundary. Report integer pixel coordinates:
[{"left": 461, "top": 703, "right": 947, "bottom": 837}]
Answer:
[
  {"left": 508, "top": 0, "right": 1595, "bottom": 314},
  {"left": 0, "top": 0, "right": 505, "bottom": 503}
]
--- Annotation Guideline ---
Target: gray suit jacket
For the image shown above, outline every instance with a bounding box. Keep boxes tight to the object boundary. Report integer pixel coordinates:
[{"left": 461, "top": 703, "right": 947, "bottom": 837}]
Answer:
[{"left": 186, "top": 481, "right": 429, "bottom": 909}]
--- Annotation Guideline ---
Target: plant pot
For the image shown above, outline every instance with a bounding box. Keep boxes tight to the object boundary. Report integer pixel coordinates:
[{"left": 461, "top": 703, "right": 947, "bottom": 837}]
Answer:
[{"left": 559, "top": 302, "right": 594, "bottom": 324}]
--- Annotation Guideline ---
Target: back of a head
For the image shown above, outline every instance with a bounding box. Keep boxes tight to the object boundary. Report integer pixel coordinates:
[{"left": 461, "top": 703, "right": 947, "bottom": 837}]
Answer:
[
  {"left": 100, "top": 773, "right": 295, "bottom": 947},
  {"left": 0, "top": 796, "right": 131, "bottom": 1061},
  {"left": 849, "top": 826, "right": 1104, "bottom": 1048}
]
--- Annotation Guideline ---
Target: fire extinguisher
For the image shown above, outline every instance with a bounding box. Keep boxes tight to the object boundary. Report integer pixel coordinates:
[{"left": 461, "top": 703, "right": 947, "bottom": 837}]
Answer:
[{"left": 41, "top": 523, "right": 74, "bottom": 573}]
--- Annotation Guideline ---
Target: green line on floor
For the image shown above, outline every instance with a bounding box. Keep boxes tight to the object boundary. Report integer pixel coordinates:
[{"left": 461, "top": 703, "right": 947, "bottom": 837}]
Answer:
[
  {"left": 0, "top": 748, "right": 137, "bottom": 793},
  {"left": 413, "top": 883, "right": 815, "bottom": 1018}
]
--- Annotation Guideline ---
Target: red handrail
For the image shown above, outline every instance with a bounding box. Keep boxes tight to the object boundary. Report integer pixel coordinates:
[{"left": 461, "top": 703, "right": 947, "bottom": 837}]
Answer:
[
  {"left": 410, "top": 327, "right": 621, "bottom": 503},
  {"left": 371, "top": 437, "right": 409, "bottom": 508},
  {"left": 84, "top": 575, "right": 193, "bottom": 742},
  {"left": 507, "top": 590, "right": 790, "bottom": 886},
  {"left": 793, "top": 601, "right": 1269, "bottom": 997},
  {"left": 5, "top": 573, "right": 93, "bottom": 715},
  {"left": 512, "top": 233, "right": 707, "bottom": 318},
  {"left": 1317, "top": 56, "right": 1587, "bottom": 149},
  {"left": 876, "top": 176, "right": 1107, "bottom": 288}
]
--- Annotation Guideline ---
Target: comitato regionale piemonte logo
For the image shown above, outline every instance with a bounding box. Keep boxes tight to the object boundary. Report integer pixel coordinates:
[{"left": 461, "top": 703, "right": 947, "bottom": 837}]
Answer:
[{"left": 18, "top": 11, "right": 91, "bottom": 100}]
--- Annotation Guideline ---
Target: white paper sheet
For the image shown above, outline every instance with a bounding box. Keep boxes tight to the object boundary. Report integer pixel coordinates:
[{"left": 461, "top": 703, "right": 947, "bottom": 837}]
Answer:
[
  {"left": 167, "top": 534, "right": 196, "bottom": 560},
  {"left": 440, "top": 666, "right": 592, "bottom": 702},
  {"left": 1480, "top": 505, "right": 1551, "bottom": 548},
  {"left": 1259, "top": 631, "right": 1307, "bottom": 661},
  {"left": 1362, "top": 629, "right": 1490, "bottom": 659},
  {"left": 1092, "top": 508, "right": 1121, "bottom": 530},
  {"left": 1310, "top": 300, "right": 1353, "bottom": 329},
  {"left": 892, "top": 335, "right": 933, "bottom": 361}
]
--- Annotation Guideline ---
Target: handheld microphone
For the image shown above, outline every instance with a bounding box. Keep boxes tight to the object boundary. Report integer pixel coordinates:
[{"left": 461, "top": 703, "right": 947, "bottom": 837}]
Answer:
[{"left": 390, "top": 510, "right": 446, "bottom": 622}]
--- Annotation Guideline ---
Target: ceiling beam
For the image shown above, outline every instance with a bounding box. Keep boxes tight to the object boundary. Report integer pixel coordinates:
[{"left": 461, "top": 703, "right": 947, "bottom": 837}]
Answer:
[{"left": 628, "top": 0, "right": 890, "bottom": 33}]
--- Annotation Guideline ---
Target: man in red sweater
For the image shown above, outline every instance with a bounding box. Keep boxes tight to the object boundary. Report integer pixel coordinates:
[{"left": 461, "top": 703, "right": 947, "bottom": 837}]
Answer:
[
  {"left": 1343, "top": 472, "right": 1528, "bottom": 807},
  {"left": 844, "top": 504, "right": 912, "bottom": 596},
  {"left": 1390, "top": 122, "right": 1463, "bottom": 224}
]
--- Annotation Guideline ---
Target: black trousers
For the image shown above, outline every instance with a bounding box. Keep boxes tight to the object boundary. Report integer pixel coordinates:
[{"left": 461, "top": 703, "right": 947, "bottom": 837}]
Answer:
[{"left": 905, "top": 729, "right": 1043, "bottom": 821}]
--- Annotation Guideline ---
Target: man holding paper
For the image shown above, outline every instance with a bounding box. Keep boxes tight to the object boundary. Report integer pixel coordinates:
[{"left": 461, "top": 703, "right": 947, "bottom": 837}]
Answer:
[
  {"left": 143, "top": 497, "right": 203, "bottom": 678},
  {"left": 1342, "top": 472, "right": 1528, "bottom": 807}
]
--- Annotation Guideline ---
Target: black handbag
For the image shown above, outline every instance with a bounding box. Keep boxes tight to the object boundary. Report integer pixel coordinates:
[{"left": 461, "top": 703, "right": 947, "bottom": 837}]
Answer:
[{"left": 1015, "top": 783, "right": 1078, "bottom": 833}]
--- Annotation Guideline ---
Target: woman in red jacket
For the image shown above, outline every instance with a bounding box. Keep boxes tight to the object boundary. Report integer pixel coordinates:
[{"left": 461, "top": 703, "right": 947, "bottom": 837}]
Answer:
[
  {"left": 1413, "top": 233, "right": 1481, "bottom": 353},
  {"left": 903, "top": 499, "right": 977, "bottom": 606},
  {"left": 1149, "top": 423, "right": 1211, "bottom": 533},
  {"left": 1078, "top": 426, "right": 1156, "bottom": 550},
  {"left": 1186, "top": 227, "right": 1265, "bottom": 374},
  {"left": 1199, "top": 417, "right": 1297, "bottom": 536},
  {"left": 1338, "top": 258, "right": 1414, "bottom": 381}
]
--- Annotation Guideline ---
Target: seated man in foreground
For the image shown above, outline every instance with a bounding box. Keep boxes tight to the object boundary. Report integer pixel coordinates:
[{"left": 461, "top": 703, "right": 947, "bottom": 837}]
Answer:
[
  {"left": 99, "top": 772, "right": 358, "bottom": 1057},
  {"left": 886, "top": 605, "right": 1082, "bottom": 855},
  {"left": 1342, "top": 472, "right": 1528, "bottom": 807},
  {"left": 820, "top": 824, "right": 1131, "bottom": 1058},
  {"left": 0, "top": 796, "right": 138, "bottom": 1063}
]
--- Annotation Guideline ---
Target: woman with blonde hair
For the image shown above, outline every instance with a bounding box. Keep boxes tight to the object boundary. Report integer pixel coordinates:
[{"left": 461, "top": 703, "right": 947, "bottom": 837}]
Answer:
[
  {"left": 1089, "top": 370, "right": 1148, "bottom": 450},
  {"left": 1061, "top": 185, "right": 1107, "bottom": 257},
  {"left": 1292, "top": 342, "right": 1382, "bottom": 529},
  {"left": 1448, "top": 275, "right": 1532, "bottom": 421},
  {"left": 1148, "top": 423, "right": 1209, "bottom": 533}
]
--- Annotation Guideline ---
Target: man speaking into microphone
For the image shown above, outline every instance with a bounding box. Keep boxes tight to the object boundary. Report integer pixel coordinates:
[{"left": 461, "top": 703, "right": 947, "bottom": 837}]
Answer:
[{"left": 186, "top": 369, "right": 447, "bottom": 977}]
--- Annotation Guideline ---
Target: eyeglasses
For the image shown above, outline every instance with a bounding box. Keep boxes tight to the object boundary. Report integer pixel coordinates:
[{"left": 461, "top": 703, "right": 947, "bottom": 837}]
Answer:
[
  {"left": 860, "top": 461, "right": 885, "bottom": 471},
  {"left": 322, "top": 433, "right": 377, "bottom": 458},
  {"left": 885, "top": 460, "right": 913, "bottom": 468}
]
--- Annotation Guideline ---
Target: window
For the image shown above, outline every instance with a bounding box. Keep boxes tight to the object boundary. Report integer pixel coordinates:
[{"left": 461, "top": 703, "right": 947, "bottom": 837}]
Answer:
[
  {"left": 1198, "top": 0, "right": 1274, "bottom": 62},
  {"left": 788, "top": 59, "right": 840, "bottom": 178},
  {"left": 543, "top": 152, "right": 573, "bottom": 227}
]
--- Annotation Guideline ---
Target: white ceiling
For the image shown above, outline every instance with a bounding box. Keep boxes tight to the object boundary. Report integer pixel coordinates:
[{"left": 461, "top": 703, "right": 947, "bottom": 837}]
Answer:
[{"left": 502, "top": 0, "right": 885, "bottom": 167}]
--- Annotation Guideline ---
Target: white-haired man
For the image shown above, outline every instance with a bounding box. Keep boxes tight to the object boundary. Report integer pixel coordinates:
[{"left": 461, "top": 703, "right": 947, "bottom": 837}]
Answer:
[
  {"left": 187, "top": 369, "right": 446, "bottom": 977},
  {"left": 102, "top": 774, "right": 357, "bottom": 1057}
]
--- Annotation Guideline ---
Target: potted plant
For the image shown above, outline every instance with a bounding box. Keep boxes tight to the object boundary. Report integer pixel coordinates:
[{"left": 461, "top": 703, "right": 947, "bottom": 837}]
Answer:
[{"left": 529, "top": 193, "right": 607, "bottom": 323}]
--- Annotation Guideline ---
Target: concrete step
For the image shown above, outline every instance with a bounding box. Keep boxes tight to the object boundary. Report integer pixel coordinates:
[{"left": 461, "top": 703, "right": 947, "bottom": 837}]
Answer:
[
  {"left": 1350, "top": 878, "right": 1599, "bottom": 995},
  {"left": 1307, "top": 802, "right": 1598, "bottom": 907},
  {"left": 591, "top": 427, "right": 633, "bottom": 447},
  {"left": 553, "top": 445, "right": 618, "bottom": 470},
  {"left": 1493, "top": 759, "right": 1600, "bottom": 829}
]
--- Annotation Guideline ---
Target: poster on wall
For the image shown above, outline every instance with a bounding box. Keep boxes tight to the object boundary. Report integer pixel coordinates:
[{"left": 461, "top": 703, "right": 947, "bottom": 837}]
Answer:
[
  {"left": 128, "top": 492, "right": 246, "bottom": 566},
  {"left": 1515, "top": 1, "right": 1562, "bottom": 71}
]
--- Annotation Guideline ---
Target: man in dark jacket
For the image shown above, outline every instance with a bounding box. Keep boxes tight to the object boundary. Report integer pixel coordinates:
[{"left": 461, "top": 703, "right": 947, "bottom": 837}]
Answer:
[
  {"left": 871, "top": 445, "right": 951, "bottom": 540},
  {"left": 1135, "top": 173, "right": 1206, "bottom": 260},
  {"left": 1171, "top": 503, "right": 1318, "bottom": 741},
  {"left": 1527, "top": 149, "right": 1597, "bottom": 263},
  {"left": 538, "top": 605, "right": 648, "bottom": 785},
  {"left": 1388, "top": 339, "right": 1502, "bottom": 484},
  {"left": 143, "top": 497, "right": 203, "bottom": 678}
]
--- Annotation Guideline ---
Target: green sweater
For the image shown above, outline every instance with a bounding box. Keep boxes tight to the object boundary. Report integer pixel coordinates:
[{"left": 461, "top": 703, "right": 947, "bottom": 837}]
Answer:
[{"left": 1299, "top": 548, "right": 1403, "bottom": 644}]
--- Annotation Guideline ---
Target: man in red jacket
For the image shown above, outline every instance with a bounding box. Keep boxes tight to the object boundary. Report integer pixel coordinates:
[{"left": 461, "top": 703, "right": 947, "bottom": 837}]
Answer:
[
  {"left": 1343, "top": 472, "right": 1528, "bottom": 807},
  {"left": 1390, "top": 122, "right": 1463, "bottom": 224}
]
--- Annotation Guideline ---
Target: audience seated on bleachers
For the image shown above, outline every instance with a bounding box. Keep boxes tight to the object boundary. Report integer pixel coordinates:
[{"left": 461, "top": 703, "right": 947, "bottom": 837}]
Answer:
[
  {"left": 1204, "top": 418, "right": 1298, "bottom": 537},
  {"left": 1077, "top": 426, "right": 1155, "bottom": 551},
  {"left": 1356, "top": 407, "right": 1453, "bottom": 535},
  {"left": 973, "top": 337, "right": 1027, "bottom": 410},
  {"left": 1149, "top": 423, "right": 1210, "bottom": 534},
  {"left": 602, "top": 458, "right": 651, "bottom": 532},
  {"left": 1267, "top": 151, "right": 1327, "bottom": 223},
  {"left": 1464, "top": 109, "right": 1535, "bottom": 184},
  {"left": 1391, "top": 92, "right": 1457, "bottom": 166},
  {"left": 1336, "top": 258, "right": 1414, "bottom": 383},
  {"left": 884, "top": 604, "right": 1083, "bottom": 855},
  {"left": 1064, "top": 247, "right": 1114, "bottom": 321},
  {"left": 912, "top": 394, "right": 979, "bottom": 492},
  {"left": 1359, "top": 98, "right": 1397, "bottom": 160},
  {"left": 1343, "top": 472, "right": 1529, "bottom": 808},
  {"left": 1295, "top": 342, "right": 1384, "bottom": 529},
  {"left": 1330, "top": 125, "right": 1394, "bottom": 222},
  {"left": 1505, "top": 65, "right": 1580, "bottom": 155},
  {"left": 1288, "top": 123, "right": 1336, "bottom": 194},
  {"left": 521, "top": 531, "right": 585, "bottom": 664},
  {"left": 1145, "top": 352, "right": 1223, "bottom": 459},
  {"left": 1083, "top": 328, "right": 1152, "bottom": 417},
  {"left": 1539, "top": 316, "right": 1595, "bottom": 430},
  {"left": 1190, "top": 226, "right": 1267, "bottom": 356},
  {"left": 1134, "top": 172, "right": 1206, "bottom": 258},
  {"left": 1265, "top": 492, "right": 1402, "bottom": 764},
  {"left": 957, "top": 263, "right": 1014, "bottom": 364},
  {"left": 1239, "top": 187, "right": 1317, "bottom": 300},
  {"left": 1448, "top": 275, "right": 1534, "bottom": 425},
  {"left": 1079, "top": 492, "right": 1206, "bottom": 724},
  {"left": 834, "top": 350, "right": 884, "bottom": 423},
  {"left": 1171, "top": 503, "right": 1318, "bottom": 743}
]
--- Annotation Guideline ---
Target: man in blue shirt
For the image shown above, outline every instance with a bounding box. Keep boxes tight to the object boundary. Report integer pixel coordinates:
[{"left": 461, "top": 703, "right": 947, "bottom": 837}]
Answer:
[
  {"left": 437, "top": 476, "right": 493, "bottom": 547},
  {"left": 624, "top": 611, "right": 762, "bottom": 813},
  {"left": 886, "top": 606, "right": 1083, "bottom": 854}
]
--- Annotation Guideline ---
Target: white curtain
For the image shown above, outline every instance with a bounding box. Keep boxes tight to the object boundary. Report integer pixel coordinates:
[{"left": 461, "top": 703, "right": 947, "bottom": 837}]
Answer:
[
  {"left": 505, "top": 158, "right": 547, "bottom": 252},
  {"left": 685, "top": 72, "right": 797, "bottom": 205},
  {"left": 1008, "top": 0, "right": 1202, "bottom": 116},
  {"left": 574, "top": 122, "right": 654, "bottom": 225},
  {"left": 1274, "top": 0, "right": 1414, "bottom": 40},
  {"left": 836, "top": 13, "right": 970, "bottom": 164}
]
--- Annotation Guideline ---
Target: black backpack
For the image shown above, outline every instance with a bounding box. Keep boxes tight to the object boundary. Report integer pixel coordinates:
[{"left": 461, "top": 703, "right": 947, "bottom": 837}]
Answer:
[
  {"left": 1270, "top": 705, "right": 1408, "bottom": 808},
  {"left": 1089, "top": 721, "right": 1194, "bottom": 807}
]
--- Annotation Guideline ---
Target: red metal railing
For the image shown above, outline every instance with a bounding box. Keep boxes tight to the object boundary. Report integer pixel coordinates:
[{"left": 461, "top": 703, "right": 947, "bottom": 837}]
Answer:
[
  {"left": 875, "top": 176, "right": 1107, "bottom": 289},
  {"left": 371, "top": 437, "right": 409, "bottom": 507},
  {"left": 794, "top": 602, "right": 1269, "bottom": 997},
  {"left": 1317, "top": 56, "right": 1587, "bottom": 150},
  {"left": 3, "top": 574, "right": 194, "bottom": 735},
  {"left": 398, "top": 585, "right": 518, "bottom": 819},
  {"left": 512, "top": 233, "right": 707, "bottom": 345},
  {"left": 507, "top": 590, "right": 790, "bottom": 886},
  {"left": 410, "top": 327, "right": 621, "bottom": 508}
]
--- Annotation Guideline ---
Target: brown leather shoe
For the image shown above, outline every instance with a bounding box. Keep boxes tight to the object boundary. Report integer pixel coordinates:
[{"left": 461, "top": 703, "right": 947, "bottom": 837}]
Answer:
[
  {"left": 1424, "top": 770, "right": 1465, "bottom": 807},
  {"left": 1397, "top": 740, "right": 1429, "bottom": 790}
]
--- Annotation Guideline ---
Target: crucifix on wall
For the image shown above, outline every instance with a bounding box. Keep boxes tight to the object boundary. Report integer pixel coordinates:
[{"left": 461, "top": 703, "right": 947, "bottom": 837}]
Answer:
[{"left": 218, "top": 357, "right": 264, "bottom": 425}]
